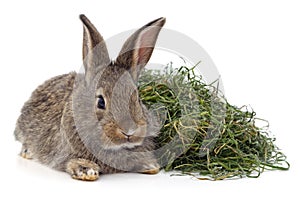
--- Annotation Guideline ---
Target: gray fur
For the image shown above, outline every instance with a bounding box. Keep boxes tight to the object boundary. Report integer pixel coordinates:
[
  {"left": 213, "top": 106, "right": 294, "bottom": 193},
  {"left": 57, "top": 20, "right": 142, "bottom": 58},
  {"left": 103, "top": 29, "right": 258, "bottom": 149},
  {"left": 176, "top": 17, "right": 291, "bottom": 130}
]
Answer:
[{"left": 14, "top": 15, "right": 166, "bottom": 180}]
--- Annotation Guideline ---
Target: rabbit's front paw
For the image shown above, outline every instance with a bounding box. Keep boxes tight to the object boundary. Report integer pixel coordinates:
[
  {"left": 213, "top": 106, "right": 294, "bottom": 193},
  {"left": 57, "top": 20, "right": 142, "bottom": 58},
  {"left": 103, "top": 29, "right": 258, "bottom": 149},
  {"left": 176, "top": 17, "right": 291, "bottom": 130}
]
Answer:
[
  {"left": 140, "top": 162, "right": 160, "bottom": 175},
  {"left": 66, "top": 159, "right": 100, "bottom": 181}
]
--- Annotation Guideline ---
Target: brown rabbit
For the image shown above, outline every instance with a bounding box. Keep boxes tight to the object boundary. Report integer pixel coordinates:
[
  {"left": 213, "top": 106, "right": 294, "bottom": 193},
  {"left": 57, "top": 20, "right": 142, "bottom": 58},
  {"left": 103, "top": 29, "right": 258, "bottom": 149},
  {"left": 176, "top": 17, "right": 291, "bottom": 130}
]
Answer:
[{"left": 14, "top": 14, "right": 166, "bottom": 181}]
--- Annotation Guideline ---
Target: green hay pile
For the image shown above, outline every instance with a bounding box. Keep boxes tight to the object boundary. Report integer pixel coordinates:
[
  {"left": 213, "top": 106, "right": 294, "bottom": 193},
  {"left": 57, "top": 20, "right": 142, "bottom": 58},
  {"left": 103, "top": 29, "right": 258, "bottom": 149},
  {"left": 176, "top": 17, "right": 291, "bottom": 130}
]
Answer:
[{"left": 138, "top": 64, "right": 289, "bottom": 180}]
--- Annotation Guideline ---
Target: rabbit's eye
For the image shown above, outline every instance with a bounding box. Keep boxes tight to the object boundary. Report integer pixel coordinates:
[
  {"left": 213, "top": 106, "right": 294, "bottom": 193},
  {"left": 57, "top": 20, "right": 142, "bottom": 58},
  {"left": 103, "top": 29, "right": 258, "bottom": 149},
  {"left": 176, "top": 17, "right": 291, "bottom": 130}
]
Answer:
[{"left": 97, "top": 95, "right": 106, "bottom": 109}]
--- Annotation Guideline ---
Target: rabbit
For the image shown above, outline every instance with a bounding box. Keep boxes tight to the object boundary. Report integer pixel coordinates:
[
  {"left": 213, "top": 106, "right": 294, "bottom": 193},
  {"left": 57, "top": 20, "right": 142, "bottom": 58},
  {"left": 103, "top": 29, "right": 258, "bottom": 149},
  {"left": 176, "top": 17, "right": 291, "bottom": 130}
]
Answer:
[{"left": 14, "top": 14, "right": 166, "bottom": 181}]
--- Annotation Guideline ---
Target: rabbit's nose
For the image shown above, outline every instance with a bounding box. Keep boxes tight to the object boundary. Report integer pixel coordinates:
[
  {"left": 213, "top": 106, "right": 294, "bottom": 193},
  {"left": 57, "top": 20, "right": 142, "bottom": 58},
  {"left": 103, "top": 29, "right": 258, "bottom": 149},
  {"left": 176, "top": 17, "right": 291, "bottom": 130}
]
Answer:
[
  {"left": 121, "top": 132, "right": 131, "bottom": 141},
  {"left": 127, "top": 129, "right": 135, "bottom": 136},
  {"left": 121, "top": 129, "right": 135, "bottom": 138}
]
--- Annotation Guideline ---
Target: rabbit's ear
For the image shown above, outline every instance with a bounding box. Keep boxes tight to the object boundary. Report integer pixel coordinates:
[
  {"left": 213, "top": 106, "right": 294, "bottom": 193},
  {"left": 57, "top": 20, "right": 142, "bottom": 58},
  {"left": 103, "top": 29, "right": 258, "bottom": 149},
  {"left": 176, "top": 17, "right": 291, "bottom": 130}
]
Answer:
[
  {"left": 80, "top": 14, "right": 110, "bottom": 80},
  {"left": 116, "top": 17, "right": 166, "bottom": 82}
]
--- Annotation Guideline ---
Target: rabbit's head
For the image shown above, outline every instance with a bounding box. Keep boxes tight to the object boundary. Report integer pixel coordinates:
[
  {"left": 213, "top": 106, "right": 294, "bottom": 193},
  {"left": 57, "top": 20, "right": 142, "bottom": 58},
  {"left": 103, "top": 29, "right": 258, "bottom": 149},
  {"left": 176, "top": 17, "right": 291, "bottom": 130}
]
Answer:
[{"left": 78, "top": 15, "right": 165, "bottom": 150}]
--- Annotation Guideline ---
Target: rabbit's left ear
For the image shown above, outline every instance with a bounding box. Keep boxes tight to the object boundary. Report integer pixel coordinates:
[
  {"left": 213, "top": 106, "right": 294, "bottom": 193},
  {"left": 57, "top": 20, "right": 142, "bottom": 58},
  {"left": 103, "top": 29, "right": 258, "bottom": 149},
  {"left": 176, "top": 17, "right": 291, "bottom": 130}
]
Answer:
[
  {"left": 116, "top": 17, "right": 166, "bottom": 82},
  {"left": 80, "top": 14, "right": 110, "bottom": 81}
]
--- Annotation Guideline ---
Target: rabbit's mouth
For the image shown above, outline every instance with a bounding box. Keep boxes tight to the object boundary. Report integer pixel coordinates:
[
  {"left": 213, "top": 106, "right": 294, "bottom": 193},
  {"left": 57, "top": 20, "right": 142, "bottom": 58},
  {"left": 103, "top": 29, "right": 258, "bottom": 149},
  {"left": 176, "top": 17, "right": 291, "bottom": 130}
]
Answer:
[{"left": 102, "top": 123, "right": 148, "bottom": 149}]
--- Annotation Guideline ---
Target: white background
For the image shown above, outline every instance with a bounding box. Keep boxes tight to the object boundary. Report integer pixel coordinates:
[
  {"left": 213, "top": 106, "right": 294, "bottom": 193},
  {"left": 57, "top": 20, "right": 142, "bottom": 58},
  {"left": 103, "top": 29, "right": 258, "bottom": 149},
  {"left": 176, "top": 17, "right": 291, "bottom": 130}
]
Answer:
[{"left": 0, "top": 0, "right": 299, "bottom": 196}]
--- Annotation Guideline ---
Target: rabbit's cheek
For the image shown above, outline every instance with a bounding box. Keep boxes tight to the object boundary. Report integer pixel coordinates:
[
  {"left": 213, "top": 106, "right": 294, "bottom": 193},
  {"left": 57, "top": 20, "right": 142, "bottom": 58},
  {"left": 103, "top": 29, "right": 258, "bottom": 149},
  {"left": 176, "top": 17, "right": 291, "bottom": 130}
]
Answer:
[
  {"left": 95, "top": 109, "right": 104, "bottom": 120},
  {"left": 134, "top": 124, "right": 147, "bottom": 138},
  {"left": 102, "top": 124, "right": 127, "bottom": 144}
]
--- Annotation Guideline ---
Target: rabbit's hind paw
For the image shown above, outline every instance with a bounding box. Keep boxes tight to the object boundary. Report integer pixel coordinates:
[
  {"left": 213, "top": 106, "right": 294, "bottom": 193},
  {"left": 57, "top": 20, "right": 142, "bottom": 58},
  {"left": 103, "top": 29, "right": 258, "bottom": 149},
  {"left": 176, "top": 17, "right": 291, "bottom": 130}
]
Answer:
[{"left": 20, "top": 146, "right": 33, "bottom": 159}]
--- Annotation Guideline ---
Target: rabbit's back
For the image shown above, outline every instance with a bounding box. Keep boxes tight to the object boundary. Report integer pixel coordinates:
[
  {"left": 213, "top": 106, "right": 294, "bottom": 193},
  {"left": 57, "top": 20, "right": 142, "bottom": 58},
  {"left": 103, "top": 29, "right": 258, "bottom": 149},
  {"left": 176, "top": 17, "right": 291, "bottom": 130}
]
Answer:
[{"left": 15, "top": 72, "right": 76, "bottom": 164}]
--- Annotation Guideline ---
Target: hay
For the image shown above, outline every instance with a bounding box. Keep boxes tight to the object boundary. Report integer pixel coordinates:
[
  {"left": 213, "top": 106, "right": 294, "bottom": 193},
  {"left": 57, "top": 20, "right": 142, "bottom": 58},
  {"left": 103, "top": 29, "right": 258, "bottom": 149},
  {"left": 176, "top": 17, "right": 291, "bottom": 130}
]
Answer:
[{"left": 138, "top": 64, "right": 289, "bottom": 180}]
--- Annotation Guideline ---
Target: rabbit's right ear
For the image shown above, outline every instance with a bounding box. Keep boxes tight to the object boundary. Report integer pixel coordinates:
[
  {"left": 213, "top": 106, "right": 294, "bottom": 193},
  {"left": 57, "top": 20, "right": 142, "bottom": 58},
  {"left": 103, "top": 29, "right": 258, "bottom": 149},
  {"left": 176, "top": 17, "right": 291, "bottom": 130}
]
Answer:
[
  {"left": 115, "top": 17, "right": 165, "bottom": 82},
  {"left": 80, "top": 14, "right": 110, "bottom": 81}
]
